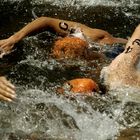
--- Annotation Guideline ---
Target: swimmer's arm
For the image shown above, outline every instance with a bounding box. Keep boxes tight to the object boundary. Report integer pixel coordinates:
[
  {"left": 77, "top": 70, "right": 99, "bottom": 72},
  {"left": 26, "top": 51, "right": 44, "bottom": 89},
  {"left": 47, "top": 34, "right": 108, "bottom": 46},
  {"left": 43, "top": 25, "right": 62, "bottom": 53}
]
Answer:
[
  {"left": 8, "top": 17, "right": 83, "bottom": 43},
  {"left": 1, "top": 16, "right": 89, "bottom": 46},
  {"left": 3, "top": 16, "right": 128, "bottom": 45},
  {"left": 83, "top": 28, "right": 127, "bottom": 45}
]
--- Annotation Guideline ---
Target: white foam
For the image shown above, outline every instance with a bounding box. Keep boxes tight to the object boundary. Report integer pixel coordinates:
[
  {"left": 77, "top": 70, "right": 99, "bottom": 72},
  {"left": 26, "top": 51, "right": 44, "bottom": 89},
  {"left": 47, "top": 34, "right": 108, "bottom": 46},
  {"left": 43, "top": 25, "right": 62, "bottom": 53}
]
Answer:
[
  {"left": 6, "top": 88, "right": 120, "bottom": 140},
  {"left": 5, "top": 0, "right": 140, "bottom": 7}
]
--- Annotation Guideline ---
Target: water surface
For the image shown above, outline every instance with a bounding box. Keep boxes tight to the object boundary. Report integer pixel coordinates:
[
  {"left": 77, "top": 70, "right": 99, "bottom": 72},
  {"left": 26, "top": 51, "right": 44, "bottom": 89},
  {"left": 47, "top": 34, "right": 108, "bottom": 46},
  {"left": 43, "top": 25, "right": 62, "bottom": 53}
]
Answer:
[{"left": 0, "top": 0, "right": 140, "bottom": 139}]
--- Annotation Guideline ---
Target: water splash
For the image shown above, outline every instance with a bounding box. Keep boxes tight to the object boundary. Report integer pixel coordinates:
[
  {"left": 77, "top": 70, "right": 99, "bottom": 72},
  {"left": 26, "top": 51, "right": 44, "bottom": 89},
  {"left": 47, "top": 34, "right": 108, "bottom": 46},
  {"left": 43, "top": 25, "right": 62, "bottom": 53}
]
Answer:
[
  {"left": 28, "top": 0, "right": 140, "bottom": 8},
  {"left": 3, "top": 88, "right": 119, "bottom": 140},
  {"left": 0, "top": 0, "right": 140, "bottom": 139}
]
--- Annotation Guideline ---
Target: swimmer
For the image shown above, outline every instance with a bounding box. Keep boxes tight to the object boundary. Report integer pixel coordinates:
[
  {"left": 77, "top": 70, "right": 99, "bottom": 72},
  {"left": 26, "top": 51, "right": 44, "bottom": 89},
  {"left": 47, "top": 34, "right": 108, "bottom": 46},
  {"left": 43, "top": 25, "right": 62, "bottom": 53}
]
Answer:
[
  {"left": 0, "top": 17, "right": 127, "bottom": 56},
  {"left": 101, "top": 24, "right": 140, "bottom": 89},
  {"left": 0, "top": 17, "right": 128, "bottom": 98},
  {"left": 0, "top": 76, "right": 16, "bottom": 102}
]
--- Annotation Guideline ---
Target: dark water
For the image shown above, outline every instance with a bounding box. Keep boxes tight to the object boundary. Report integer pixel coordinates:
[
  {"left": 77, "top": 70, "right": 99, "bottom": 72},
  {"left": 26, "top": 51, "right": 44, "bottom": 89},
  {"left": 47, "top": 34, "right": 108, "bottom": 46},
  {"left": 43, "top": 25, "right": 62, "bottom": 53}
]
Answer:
[{"left": 0, "top": 0, "right": 140, "bottom": 140}]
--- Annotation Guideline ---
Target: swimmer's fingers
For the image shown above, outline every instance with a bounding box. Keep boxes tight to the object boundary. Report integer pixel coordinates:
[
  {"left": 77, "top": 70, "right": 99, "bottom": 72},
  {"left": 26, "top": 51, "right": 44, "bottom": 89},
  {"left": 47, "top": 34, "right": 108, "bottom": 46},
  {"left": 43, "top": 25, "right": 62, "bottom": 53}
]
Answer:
[
  {"left": 1, "top": 43, "right": 14, "bottom": 52},
  {"left": 0, "top": 92, "right": 14, "bottom": 102},
  {"left": 0, "top": 39, "right": 8, "bottom": 46},
  {"left": 2, "top": 44, "right": 14, "bottom": 55},
  {"left": 0, "top": 76, "right": 15, "bottom": 89},
  {"left": 0, "top": 39, "right": 15, "bottom": 53},
  {"left": 0, "top": 77, "right": 16, "bottom": 102}
]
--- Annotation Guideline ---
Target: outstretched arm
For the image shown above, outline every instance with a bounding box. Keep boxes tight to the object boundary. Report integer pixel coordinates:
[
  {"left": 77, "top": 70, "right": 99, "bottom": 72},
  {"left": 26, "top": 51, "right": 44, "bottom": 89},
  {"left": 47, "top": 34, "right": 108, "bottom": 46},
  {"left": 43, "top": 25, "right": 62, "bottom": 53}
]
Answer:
[{"left": 0, "top": 17, "right": 79, "bottom": 54}]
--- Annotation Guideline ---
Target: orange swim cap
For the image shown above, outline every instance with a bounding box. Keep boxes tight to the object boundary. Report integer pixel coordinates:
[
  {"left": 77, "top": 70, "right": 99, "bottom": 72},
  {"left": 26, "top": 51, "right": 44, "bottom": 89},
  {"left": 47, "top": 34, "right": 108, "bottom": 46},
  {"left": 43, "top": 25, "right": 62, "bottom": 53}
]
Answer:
[
  {"left": 57, "top": 78, "right": 98, "bottom": 96},
  {"left": 52, "top": 37, "right": 88, "bottom": 59},
  {"left": 67, "top": 78, "right": 98, "bottom": 94}
]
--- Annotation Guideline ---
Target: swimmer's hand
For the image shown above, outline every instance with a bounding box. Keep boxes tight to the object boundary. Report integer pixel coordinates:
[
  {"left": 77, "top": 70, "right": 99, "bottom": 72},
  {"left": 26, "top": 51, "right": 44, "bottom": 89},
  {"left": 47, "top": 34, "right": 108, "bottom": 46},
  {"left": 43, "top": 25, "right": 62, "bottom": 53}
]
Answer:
[
  {"left": 0, "top": 76, "right": 16, "bottom": 102},
  {"left": 0, "top": 36, "right": 16, "bottom": 57}
]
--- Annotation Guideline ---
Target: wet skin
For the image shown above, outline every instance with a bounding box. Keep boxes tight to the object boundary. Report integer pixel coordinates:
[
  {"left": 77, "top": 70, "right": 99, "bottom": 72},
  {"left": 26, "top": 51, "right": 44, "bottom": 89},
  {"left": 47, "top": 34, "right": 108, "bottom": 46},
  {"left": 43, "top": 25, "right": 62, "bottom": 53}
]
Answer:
[{"left": 101, "top": 24, "right": 140, "bottom": 89}]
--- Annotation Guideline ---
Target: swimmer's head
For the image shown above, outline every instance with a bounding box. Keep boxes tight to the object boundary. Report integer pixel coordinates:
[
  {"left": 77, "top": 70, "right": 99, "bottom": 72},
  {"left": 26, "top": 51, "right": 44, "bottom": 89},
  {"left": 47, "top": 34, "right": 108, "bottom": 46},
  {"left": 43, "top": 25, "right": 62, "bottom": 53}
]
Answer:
[
  {"left": 57, "top": 78, "right": 99, "bottom": 96},
  {"left": 52, "top": 37, "right": 88, "bottom": 59}
]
